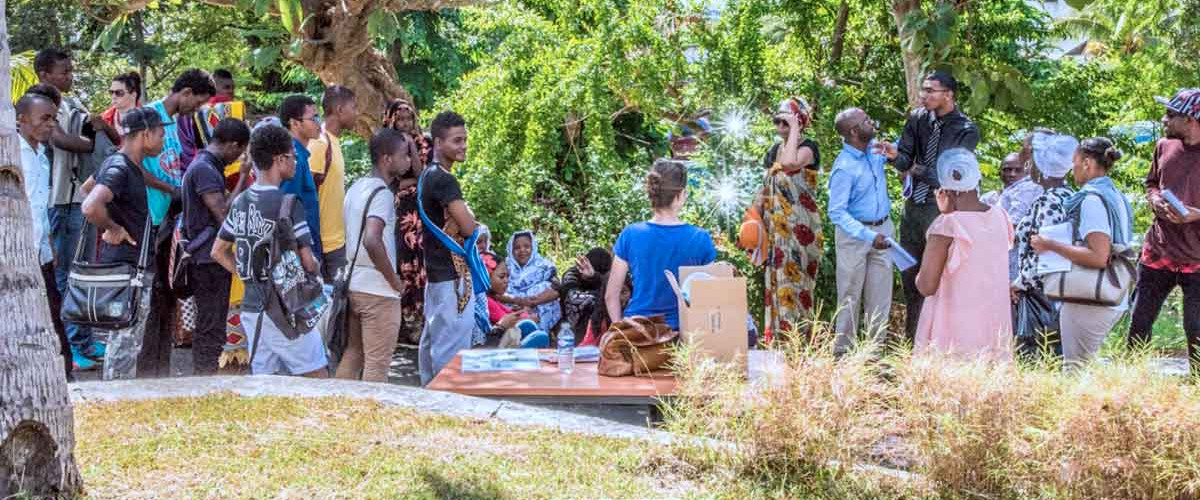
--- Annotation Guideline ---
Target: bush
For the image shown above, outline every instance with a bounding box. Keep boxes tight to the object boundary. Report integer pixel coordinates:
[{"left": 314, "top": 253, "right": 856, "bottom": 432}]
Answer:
[{"left": 665, "top": 334, "right": 1200, "bottom": 499}]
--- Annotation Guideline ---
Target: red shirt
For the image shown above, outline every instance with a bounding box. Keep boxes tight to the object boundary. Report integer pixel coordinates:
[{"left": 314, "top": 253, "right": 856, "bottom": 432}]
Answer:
[{"left": 1143, "top": 138, "right": 1200, "bottom": 273}]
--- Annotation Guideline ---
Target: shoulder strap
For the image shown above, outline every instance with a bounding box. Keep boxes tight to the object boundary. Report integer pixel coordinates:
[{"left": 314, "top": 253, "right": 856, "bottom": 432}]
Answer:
[
  {"left": 279, "top": 193, "right": 297, "bottom": 221},
  {"left": 1071, "top": 191, "right": 1120, "bottom": 245},
  {"left": 344, "top": 185, "right": 388, "bottom": 287},
  {"left": 415, "top": 166, "right": 467, "bottom": 257},
  {"left": 324, "top": 132, "right": 333, "bottom": 168}
]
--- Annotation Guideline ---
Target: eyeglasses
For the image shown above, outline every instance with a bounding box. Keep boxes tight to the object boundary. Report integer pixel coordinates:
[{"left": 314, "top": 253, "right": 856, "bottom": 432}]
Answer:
[
  {"left": 304, "top": 115, "right": 323, "bottom": 124},
  {"left": 854, "top": 117, "right": 878, "bottom": 130},
  {"left": 109, "top": 89, "right": 127, "bottom": 97},
  {"left": 277, "top": 153, "right": 296, "bottom": 162}
]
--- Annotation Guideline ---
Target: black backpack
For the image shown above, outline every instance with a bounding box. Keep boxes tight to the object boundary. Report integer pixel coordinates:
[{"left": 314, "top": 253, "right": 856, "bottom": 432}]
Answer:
[{"left": 250, "top": 195, "right": 328, "bottom": 362}]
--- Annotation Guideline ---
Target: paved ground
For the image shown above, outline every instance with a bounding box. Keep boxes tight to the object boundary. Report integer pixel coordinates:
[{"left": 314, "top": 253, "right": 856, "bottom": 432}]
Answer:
[{"left": 74, "top": 342, "right": 655, "bottom": 427}]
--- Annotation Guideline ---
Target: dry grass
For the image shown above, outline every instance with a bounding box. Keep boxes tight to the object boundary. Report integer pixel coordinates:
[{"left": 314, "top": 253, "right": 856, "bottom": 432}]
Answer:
[
  {"left": 664, "top": 330, "right": 1200, "bottom": 500},
  {"left": 73, "top": 394, "right": 709, "bottom": 500}
]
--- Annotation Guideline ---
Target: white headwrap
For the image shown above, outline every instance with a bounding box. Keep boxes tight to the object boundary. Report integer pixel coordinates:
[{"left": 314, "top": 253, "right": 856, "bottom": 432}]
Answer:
[
  {"left": 1032, "top": 132, "right": 1079, "bottom": 179},
  {"left": 937, "top": 148, "right": 982, "bottom": 192}
]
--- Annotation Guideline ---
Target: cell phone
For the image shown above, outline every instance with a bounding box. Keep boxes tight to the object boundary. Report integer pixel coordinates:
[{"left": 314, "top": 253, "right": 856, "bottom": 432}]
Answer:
[{"left": 1162, "top": 189, "right": 1189, "bottom": 217}]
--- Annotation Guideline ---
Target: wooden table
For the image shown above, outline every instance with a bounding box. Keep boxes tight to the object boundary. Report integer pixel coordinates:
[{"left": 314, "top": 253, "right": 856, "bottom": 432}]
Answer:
[
  {"left": 428, "top": 350, "right": 678, "bottom": 405},
  {"left": 428, "top": 349, "right": 781, "bottom": 407}
]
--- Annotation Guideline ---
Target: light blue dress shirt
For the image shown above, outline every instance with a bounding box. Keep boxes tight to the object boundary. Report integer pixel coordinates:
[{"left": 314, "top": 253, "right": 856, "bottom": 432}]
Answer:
[
  {"left": 19, "top": 135, "right": 54, "bottom": 264},
  {"left": 827, "top": 141, "right": 891, "bottom": 242}
]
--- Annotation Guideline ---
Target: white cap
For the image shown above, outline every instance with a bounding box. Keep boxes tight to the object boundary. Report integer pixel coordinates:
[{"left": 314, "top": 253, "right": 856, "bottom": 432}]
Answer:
[
  {"left": 1032, "top": 132, "right": 1079, "bottom": 179},
  {"left": 937, "top": 148, "right": 982, "bottom": 192}
]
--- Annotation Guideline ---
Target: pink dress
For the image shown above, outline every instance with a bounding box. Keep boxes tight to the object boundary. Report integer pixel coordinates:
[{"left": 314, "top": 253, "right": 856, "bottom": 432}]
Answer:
[{"left": 915, "top": 207, "right": 1014, "bottom": 361}]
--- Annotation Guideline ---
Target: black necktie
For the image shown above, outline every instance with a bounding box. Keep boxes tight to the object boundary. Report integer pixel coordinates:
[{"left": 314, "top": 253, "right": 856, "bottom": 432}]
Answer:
[{"left": 913, "top": 118, "right": 942, "bottom": 204}]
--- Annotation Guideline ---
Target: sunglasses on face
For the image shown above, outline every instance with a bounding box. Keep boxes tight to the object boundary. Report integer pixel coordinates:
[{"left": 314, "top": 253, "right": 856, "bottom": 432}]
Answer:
[{"left": 110, "top": 89, "right": 127, "bottom": 97}]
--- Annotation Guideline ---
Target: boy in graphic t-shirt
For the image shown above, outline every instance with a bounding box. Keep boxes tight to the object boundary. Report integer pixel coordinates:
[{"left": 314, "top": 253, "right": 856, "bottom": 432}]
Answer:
[
  {"left": 211, "top": 124, "right": 328, "bottom": 377},
  {"left": 418, "top": 111, "right": 478, "bottom": 385}
]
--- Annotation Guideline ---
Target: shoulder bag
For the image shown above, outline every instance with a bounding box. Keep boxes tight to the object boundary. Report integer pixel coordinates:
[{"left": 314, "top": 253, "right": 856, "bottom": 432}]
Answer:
[
  {"left": 1042, "top": 193, "right": 1138, "bottom": 307},
  {"left": 324, "top": 185, "right": 388, "bottom": 363},
  {"left": 62, "top": 217, "right": 154, "bottom": 330}
]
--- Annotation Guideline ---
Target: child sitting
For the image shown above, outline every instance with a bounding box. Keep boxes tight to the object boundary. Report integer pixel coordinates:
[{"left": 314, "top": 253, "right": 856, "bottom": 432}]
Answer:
[{"left": 486, "top": 258, "right": 550, "bottom": 348}]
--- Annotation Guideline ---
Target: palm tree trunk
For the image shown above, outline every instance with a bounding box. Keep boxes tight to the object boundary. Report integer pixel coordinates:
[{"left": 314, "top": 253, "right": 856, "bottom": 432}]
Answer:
[{"left": 0, "top": 0, "right": 84, "bottom": 496}]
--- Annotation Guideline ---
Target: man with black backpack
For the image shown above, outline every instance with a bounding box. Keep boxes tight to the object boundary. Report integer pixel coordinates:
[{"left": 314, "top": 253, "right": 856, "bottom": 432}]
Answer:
[
  {"left": 181, "top": 118, "right": 251, "bottom": 375},
  {"left": 211, "top": 125, "right": 328, "bottom": 377}
]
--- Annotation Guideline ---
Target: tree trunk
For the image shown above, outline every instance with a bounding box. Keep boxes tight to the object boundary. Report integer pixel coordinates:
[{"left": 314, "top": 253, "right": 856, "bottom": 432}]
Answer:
[
  {"left": 297, "top": 0, "right": 412, "bottom": 136},
  {"left": 829, "top": 0, "right": 849, "bottom": 71},
  {"left": 891, "top": 0, "right": 924, "bottom": 110},
  {"left": 0, "top": 0, "right": 84, "bottom": 496}
]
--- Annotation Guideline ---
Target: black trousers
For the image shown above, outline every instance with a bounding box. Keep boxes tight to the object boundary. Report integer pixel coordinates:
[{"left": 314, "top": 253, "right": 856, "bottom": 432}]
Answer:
[
  {"left": 136, "top": 238, "right": 175, "bottom": 378},
  {"left": 1128, "top": 264, "right": 1200, "bottom": 372},
  {"left": 899, "top": 199, "right": 942, "bottom": 342},
  {"left": 41, "top": 262, "right": 72, "bottom": 381},
  {"left": 190, "top": 262, "right": 231, "bottom": 375}
]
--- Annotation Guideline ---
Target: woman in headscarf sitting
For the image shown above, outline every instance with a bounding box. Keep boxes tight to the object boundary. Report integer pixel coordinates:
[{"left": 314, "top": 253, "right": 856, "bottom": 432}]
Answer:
[
  {"left": 505, "top": 230, "right": 562, "bottom": 333},
  {"left": 559, "top": 248, "right": 614, "bottom": 339},
  {"left": 914, "top": 149, "right": 1014, "bottom": 362}
]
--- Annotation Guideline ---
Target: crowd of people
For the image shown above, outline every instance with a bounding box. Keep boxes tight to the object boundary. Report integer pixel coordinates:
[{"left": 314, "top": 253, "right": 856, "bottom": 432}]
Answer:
[{"left": 13, "top": 44, "right": 1200, "bottom": 385}]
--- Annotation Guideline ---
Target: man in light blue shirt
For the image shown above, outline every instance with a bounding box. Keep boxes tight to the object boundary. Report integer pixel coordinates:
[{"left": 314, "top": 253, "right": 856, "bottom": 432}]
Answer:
[
  {"left": 18, "top": 92, "right": 72, "bottom": 379},
  {"left": 827, "top": 108, "right": 894, "bottom": 355}
]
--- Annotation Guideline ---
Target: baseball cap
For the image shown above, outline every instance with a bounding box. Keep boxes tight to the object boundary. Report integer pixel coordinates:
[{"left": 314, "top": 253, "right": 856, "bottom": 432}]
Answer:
[
  {"left": 1155, "top": 88, "right": 1200, "bottom": 120},
  {"left": 122, "top": 106, "right": 173, "bottom": 134},
  {"left": 937, "top": 148, "right": 982, "bottom": 192}
]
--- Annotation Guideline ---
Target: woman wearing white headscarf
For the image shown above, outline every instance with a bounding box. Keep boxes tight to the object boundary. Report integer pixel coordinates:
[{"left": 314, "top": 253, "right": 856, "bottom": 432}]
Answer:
[
  {"left": 913, "top": 149, "right": 1014, "bottom": 361},
  {"left": 1009, "top": 131, "right": 1079, "bottom": 356}
]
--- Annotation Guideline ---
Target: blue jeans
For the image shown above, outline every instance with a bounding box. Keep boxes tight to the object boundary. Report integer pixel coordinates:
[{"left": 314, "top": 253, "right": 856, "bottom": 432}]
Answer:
[{"left": 49, "top": 203, "right": 94, "bottom": 350}]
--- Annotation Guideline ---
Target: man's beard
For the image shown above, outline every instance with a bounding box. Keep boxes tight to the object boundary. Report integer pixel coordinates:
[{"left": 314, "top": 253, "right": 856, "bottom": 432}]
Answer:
[{"left": 1165, "top": 124, "right": 1183, "bottom": 140}]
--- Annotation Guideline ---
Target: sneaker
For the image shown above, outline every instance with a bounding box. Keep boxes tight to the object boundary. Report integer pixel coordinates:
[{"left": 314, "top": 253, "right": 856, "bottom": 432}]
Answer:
[
  {"left": 82, "top": 341, "right": 106, "bottom": 360},
  {"left": 72, "top": 351, "right": 99, "bottom": 371}
]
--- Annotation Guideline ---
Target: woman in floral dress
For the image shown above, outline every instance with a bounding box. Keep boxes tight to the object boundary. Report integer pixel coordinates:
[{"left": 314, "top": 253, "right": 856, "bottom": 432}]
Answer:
[
  {"left": 759, "top": 97, "right": 823, "bottom": 339},
  {"left": 384, "top": 98, "right": 432, "bottom": 343}
]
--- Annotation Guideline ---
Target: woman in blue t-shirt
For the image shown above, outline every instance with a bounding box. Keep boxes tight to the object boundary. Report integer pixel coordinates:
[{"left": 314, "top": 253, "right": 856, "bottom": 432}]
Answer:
[{"left": 605, "top": 160, "right": 717, "bottom": 330}]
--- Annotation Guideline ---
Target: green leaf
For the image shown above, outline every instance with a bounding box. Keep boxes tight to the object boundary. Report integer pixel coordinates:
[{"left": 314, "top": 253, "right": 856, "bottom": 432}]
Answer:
[
  {"left": 278, "top": 0, "right": 300, "bottom": 33},
  {"left": 90, "top": 14, "right": 127, "bottom": 53},
  {"left": 251, "top": 46, "right": 281, "bottom": 69},
  {"left": 1064, "top": 0, "right": 1097, "bottom": 10},
  {"left": 10, "top": 51, "right": 39, "bottom": 104}
]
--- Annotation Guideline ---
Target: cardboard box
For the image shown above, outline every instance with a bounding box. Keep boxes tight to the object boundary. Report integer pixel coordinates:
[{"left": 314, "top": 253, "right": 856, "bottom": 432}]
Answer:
[{"left": 665, "top": 262, "right": 749, "bottom": 371}]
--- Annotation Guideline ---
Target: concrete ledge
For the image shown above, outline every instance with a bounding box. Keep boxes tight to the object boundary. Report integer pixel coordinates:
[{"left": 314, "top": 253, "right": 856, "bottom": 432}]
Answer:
[{"left": 68, "top": 376, "right": 674, "bottom": 443}]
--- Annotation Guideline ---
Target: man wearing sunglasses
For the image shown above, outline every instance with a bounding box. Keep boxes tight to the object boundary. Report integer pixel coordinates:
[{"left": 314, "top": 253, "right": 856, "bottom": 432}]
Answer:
[
  {"left": 279, "top": 94, "right": 325, "bottom": 260},
  {"left": 873, "top": 70, "right": 979, "bottom": 342},
  {"left": 1129, "top": 89, "right": 1200, "bottom": 373},
  {"left": 829, "top": 108, "right": 894, "bottom": 356}
]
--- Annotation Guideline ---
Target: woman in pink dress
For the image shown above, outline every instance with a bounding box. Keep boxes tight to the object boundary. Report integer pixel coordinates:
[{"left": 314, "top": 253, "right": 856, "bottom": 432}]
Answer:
[{"left": 914, "top": 149, "right": 1014, "bottom": 361}]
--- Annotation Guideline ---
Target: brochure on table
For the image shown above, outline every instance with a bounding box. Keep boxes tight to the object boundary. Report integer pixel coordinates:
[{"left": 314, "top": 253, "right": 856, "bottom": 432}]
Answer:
[{"left": 461, "top": 349, "right": 542, "bottom": 372}]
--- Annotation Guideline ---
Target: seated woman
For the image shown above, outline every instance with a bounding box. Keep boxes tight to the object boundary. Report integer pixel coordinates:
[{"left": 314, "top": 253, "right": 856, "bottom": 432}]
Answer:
[
  {"left": 505, "top": 230, "right": 562, "bottom": 332},
  {"left": 915, "top": 149, "right": 1013, "bottom": 362},
  {"left": 485, "top": 258, "right": 549, "bottom": 348},
  {"left": 1030, "top": 138, "right": 1133, "bottom": 370},
  {"left": 560, "top": 248, "right": 613, "bottom": 337},
  {"left": 607, "top": 159, "right": 717, "bottom": 331}
]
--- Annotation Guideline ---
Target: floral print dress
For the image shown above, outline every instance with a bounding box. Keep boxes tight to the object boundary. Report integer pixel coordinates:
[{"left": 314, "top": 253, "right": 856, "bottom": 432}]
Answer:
[
  {"left": 1013, "top": 186, "right": 1074, "bottom": 291},
  {"left": 761, "top": 164, "right": 823, "bottom": 337}
]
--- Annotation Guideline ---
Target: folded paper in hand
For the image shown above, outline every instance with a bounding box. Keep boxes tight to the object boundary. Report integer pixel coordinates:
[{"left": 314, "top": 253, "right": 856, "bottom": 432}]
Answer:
[
  {"left": 886, "top": 237, "right": 917, "bottom": 271},
  {"left": 1035, "top": 222, "right": 1073, "bottom": 275},
  {"left": 1162, "top": 189, "right": 1190, "bottom": 218}
]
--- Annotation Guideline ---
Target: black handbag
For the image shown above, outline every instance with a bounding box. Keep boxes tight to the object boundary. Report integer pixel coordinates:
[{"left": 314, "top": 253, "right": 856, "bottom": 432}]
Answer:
[
  {"left": 62, "top": 217, "right": 153, "bottom": 330},
  {"left": 325, "top": 185, "right": 387, "bottom": 363},
  {"left": 1013, "top": 290, "right": 1061, "bottom": 357}
]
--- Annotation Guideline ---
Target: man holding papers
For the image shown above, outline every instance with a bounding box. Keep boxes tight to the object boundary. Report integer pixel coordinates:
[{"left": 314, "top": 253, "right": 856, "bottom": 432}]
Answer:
[
  {"left": 1129, "top": 89, "right": 1200, "bottom": 371},
  {"left": 827, "top": 108, "right": 894, "bottom": 355}
]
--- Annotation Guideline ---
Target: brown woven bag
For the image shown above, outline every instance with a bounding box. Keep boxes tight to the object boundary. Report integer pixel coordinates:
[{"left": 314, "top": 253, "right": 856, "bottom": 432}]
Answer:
[{"left": 597, "top": 316, "right": 679, "bottom": 377}]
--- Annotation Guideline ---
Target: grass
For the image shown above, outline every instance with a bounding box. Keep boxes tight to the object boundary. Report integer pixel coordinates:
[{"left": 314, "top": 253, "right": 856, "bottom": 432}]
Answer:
[
  {"left": 73, "top": 394, "right": 710, "bottom": 499},
  {"left": 662, "top": 324, "right": 1200, "bottom": 500}
]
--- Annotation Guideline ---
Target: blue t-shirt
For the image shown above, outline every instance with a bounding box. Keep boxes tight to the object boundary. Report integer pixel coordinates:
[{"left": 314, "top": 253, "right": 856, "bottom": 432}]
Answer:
[
  {"left": 143, "top": 100, "right": 184, "bottom": 225},
  {"left": 614, "top": 222, "right": 717, "bottom": 329},
  {"left": 279, "top": 138, "right": 323, "bottom": 256}
]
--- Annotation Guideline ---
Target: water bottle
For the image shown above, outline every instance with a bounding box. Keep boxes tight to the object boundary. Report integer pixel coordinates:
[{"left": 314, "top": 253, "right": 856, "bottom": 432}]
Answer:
[{"left": 557, "top": 325, "right": 575, "bottom": 374}]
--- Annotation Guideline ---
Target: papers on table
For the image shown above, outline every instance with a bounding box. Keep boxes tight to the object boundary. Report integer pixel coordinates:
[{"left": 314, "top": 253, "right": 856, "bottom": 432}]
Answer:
[
  {"left": 1162, "top": 189, "right": 1190, "bottom": 217},
  {"left": 541, "top": 346, "right": 600, "bottom": 364},
  {"left": 886, "top": 237, "right": 917, "bottom": 271},
  {"left": 1036, "top": 222, "right": 1073, "bottom": 275},
  {"left": 461, "top": 349, "right": 542, "bottom": 373}
]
